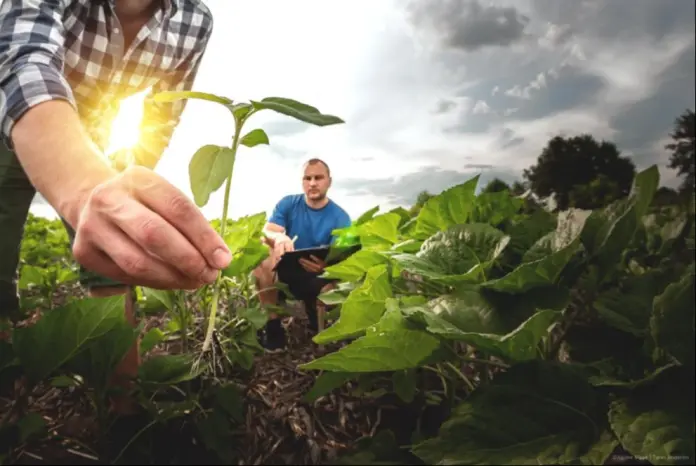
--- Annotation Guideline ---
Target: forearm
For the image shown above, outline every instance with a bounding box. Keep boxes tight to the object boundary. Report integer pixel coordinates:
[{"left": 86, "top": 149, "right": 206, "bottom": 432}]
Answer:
[{"left": 11, "top": 100, "right": 117, "bottom": 228}]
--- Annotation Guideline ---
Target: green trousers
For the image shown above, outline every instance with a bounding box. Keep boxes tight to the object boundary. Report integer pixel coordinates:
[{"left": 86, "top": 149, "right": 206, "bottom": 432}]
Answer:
[{"left": 0, "top": 141, "right": 121, "bottom": 317}]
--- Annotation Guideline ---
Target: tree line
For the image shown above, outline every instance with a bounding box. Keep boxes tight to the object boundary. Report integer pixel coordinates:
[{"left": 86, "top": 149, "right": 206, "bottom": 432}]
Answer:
[{"left": 411, "top": 108, "right": 695, "bottom": 214}]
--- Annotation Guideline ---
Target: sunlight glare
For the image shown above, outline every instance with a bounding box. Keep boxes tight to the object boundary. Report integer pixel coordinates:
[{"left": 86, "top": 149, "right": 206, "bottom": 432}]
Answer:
[{"left": 105, "top": 88, "right": 150, "bottom": 156}]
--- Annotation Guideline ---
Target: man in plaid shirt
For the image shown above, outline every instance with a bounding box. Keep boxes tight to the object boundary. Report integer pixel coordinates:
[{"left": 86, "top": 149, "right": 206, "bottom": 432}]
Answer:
[{"left": 0, "top": 0, "right": 232, "bottom": 412}]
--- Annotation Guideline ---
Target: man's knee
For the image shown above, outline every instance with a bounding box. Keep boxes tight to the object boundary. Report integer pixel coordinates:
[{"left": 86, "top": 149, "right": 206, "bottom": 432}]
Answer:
[{"left": 253, "top": 255, "right": 276, "bottom": 284}]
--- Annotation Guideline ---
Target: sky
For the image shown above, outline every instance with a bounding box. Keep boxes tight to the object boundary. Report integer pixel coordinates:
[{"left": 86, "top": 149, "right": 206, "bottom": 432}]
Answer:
[{"left": 30, "top": 0, "right": 696, "bottom": 221}]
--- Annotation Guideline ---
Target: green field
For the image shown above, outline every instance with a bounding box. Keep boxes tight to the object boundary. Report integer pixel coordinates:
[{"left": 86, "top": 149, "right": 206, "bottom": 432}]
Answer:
[{"left": 1, "top": 164, "right": 694, "bottom": 465}]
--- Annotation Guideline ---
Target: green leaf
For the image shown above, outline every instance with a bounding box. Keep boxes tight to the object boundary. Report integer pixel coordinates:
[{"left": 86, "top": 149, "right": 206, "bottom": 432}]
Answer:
[
  {"left": 595, "top": 270, "right": 674, "bottom": 337},
  {"left": 650, "top": 265, "right": 695, "bottom": 367},
  {"left": 389, "top": 253, "right": 484, "bottom": 285},
  {"left": 236, "top": 307, "right": 268, "bottom": 330},
  {"left": 481, "top": 237, "right": 581, "bottom": 293},
  {"left": 314, "top": 265, "right": 392, "bottom": 344},
  {"left": 392, "top": 369, "right": 417, "bottom": 403},
  {"left": 152, "top": 90, "right": 233, "bottom": 106},
  {"left": 355, "top": 205, "right": 380, "bottom": 225},
  {"left": 416, "top": 223, "right": 511, "bottom": 277},
  {"left": 356, "top": 213, "right": 402, "bottom": 250},
  {"left": 629, "top": 164, "right": 660, "bottom": 218},
  {"left": 231, "top": 102, "right": 252, "bottom": 121},
  {"left": 322, "top": 250, "right": 391, "bottom": 282},
  {"left": 18, "top": 265, "right": 44, "bottom": 289},
  {"left": 407, "top": 308, "right": 561, "bottom": 362},
  {"left": 17, "top": 413, "right": 46, "bottom": 443},
  {"left": 303, "top": 371, "right": 355, "bottom": 403},
  {"left": 240, "top": 128, "right": 269, "bottom": 148},
  {"left": 139, "top": 287, "right": 175, "bottom": 312},
  {"left": 411, "top": 360, "right": 604, "bottom": 465},
  {"left": 138, "top": 354, "right": 202, "bottom": 385},
  {"left": 609, "top": 374, "right": 694, "bottom": 465},
  {"left": 470, "top": 191, "right": 524, "bottom": 226},
  {"left": 65, "top": 320, "right": 140, "bottom": 390},
  {"left": 301, "top": 299, "right": 444, "bottom": 372},
  {"left": 222, "top": 237, "right": 269, "bottom": 278},
  {"left": 140, "top": 328, "right": 166, "bottom": 355},
  {"left": 251, "top": 97, "right": 344, "bottom": 126},
  {"left": 189, "top": 144, "right": 236, "bottom": 207},
  {"left": 414, "top": 176, "right": 480, "bottom": 239},
  {"left": 12, "top": 296, "right": 126, "bottom": 383}
]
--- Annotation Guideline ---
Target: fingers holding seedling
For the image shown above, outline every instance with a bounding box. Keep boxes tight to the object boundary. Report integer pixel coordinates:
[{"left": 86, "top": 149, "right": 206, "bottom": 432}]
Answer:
[{"left": 72, "top": 166, "right": 230, "bottom": 289}]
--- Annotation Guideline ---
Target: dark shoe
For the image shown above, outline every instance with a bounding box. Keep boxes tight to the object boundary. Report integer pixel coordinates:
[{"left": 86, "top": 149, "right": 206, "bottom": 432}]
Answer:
[{"left": 261, "top": 319, "right": 287, "bottom": 353}]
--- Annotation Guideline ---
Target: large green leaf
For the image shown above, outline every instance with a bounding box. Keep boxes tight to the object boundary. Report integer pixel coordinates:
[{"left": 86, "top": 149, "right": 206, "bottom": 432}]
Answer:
[
  {"left": 251, "top": 97, "right": 344, "bottom": 126},
  {"left": 650, "top": 264, "right": 695, "bottom": 367},
  {"left": 470, "top": 191, "right": 524, "bottom": 226},
  {"left": 138, "top": 354, "right": 203, "bottom": 385},
  {"left": 388, "top": 253, "right": 484, "bottom": 285},
  {"left": 411, "top": 360, "right": 605, "bottom": 465},
  {"left": 322, "top": 250, "right": 392, "bottom": 282},
  {"left": 608, "top": 369, "right": 694, "bottom": 465},
  {"left": 12, "top": 296, "right": 126, "bottom": 382},
  {"left": 65, "top": 321, "right": 139, "bottom": 391},
  {"left": 594, "top": 270, "right": 674, "bottom": 337},
  {"left": 580, "top": 166, "right": 659, "bottom": 280},
  {"left": 188, "top": 144, "right": 235, "bottom": 207},
  {"left": 355, "top": 205, "right": 380, "bottom": 225},
  {"left": 431, "top": 284, "right": 570, "bottom": 336},
  {"left": 413, "top": 176, "right": 480, "bottom": 239},
  {"left": 416, "top": 223, "right": 511, "bottom": 278},
  {"left": 314, "top": 265, "right": 392, "bottom": 344},
  {"left": 301, "top": 299, "right": 444, "bottom": 372},
  {"left": 481, "top": 238, "right": 581, "bottom": 293},
  {"left": 356, "top": 213, "right": 402, "bottom": 250},
  {"left": 406, "top": 307, "right": 561, "bottom": 362}
]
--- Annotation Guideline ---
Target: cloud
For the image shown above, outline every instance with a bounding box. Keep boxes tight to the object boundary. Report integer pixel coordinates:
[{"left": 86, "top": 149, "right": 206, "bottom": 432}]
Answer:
[
  {"left": 28, "top": 0, "right": 696, "bottom": 223},
  {"left": 406, "top": 0, "right": 531, "bottom": 52}
]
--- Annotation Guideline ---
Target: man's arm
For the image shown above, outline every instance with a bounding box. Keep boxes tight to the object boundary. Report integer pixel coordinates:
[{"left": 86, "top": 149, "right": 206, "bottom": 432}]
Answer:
[
  {"left": 125, "top": 17, "right": 214, "bottom": 170},
  {"left": 263, "top": 196, "right": 295, "bottom": 247},
  {"left": 0, "top": 0, "right": 116, "bottom": 226},
  {"left": 1, "top": 1, "right": 232, "bottom": 290}
]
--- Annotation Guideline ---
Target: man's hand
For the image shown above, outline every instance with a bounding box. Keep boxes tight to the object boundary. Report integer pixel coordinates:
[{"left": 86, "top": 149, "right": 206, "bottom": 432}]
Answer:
[
  {"left": 299, "top": 255, "right": 327, "bottom": 274},
  {"left": 266, "top": 233, "right": 295, "bottom": 255},
  {"left": 71, "top": 165, "right": 232, "bottom": 290}
]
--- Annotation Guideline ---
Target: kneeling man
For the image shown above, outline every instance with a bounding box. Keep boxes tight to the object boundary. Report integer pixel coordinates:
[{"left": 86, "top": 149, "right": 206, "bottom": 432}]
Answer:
[{"left": 253, "top": 158, "right": 351, "bottom": 351}]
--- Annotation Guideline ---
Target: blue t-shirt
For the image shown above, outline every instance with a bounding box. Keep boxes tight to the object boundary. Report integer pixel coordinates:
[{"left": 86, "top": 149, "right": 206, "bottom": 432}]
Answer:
[{"left": 269, "top": 194, "right": 352, "bottom": 250}]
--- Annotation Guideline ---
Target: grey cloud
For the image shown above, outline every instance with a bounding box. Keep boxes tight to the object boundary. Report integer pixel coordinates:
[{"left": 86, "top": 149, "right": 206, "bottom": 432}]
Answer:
[
  {"left": 530, "top": 0, "right": 695, "bottom": 41},
  {"left": 433, "top": 99, "right": 456, "bottom": 114},
  {"left": 335, "top": 165, "right": 521, "bottom": 206},
  {"left": 464, "top": 163, "right": 494, "bottom": 170},
  {"left": 406, "top": 0, "right": 530, "bottom": 52},
  {"left": 610, "top": 42, "right": 696, "bottom": 166}
]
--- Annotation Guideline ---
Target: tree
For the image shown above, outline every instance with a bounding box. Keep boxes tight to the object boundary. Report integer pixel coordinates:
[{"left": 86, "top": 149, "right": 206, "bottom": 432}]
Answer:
[
  {"left": 482, "top": 178, "right": 511, "bottom": 193},
  {"left": 665, "top": 109, "right": 695, "bottom": 195},
  {"left": 409, "top": 190, "right": 434, "bottom": 216},
  {"left": 523, "top": 134, "right": 636, "bottom": 210}
]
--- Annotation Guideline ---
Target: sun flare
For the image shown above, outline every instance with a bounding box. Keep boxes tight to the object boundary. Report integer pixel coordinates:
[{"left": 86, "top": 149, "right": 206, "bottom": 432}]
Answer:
[{"left": 105, "top": 88, "right": 150, "bottom": 156}]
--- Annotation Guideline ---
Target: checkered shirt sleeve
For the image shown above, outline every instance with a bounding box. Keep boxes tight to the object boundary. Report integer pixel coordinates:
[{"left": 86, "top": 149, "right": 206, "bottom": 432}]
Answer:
[
  {"left": 0, "top": 0, "right": 213, "bottom": 165},
  {"left": 0, "top": 0, "right": 77, "bottom": 143}
]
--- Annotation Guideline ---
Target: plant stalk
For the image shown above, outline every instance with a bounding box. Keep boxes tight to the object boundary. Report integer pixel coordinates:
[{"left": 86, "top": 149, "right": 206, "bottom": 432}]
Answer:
[{"left": 201, "top": 123, "right": 243, "bottom": 353}]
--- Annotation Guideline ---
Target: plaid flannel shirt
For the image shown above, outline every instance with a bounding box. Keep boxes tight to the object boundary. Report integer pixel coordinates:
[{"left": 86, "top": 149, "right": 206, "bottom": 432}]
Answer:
[{"left": 0, "top": 0, "right": 213, "bottom": 167}]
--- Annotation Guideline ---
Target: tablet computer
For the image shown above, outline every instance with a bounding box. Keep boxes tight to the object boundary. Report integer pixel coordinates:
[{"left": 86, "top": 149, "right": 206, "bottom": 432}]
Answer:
[{"left": 273, "top": 243, "right": 361, "bottom": 275}]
